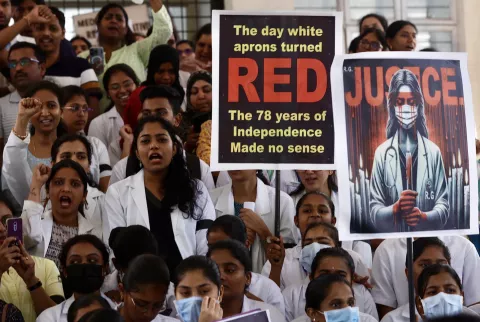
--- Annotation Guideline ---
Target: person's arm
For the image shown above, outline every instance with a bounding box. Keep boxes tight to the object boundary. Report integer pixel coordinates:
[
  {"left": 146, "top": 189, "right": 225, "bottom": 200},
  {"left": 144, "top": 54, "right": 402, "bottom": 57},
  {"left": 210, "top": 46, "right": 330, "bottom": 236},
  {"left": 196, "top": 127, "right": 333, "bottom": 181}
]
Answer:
[
  {"left": 371, "top": 242, "right": 398, "bottom": 319},
  {"left": 199, "top": 159, "right": 215, "bottom": 190},
  {"left": 265, "top": 236, "right": 285, "bottom": 288},
  {"left": 94, "top": 137, "right": 112, "bottom": 193},
  {"left": 12, "top": 243, "right": 59, "bottom": 315},
  {"left": 135, "top": 0, "right": 173, "bottom": 66},
  {"left": 119, "top": 125, "right": 133, "bottom": 160},
  {"left": 109, "top": 158, "right": 127, "bottom": 186},
  {"left": 103, "top": 182, "right": 127, "bottom": 245},
  {"left": 0, "top": 6, "right": 52, "bottom": 50},
  {"left": 279, "top": 191, "right": 299, "bottom": 244}
]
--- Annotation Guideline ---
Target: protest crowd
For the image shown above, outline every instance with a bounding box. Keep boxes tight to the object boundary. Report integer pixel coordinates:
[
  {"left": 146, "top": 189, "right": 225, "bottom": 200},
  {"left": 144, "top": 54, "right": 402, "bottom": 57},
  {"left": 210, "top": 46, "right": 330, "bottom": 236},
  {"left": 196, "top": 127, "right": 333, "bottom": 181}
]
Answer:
[{"left": 0, "top": 0, "right": 474, "bottom": 321}]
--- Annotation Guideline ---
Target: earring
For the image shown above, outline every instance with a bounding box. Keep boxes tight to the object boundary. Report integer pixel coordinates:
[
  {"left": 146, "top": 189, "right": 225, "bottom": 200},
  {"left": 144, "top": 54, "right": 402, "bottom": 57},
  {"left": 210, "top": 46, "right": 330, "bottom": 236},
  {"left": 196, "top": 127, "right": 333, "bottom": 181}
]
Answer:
[{"left": 84, "top": 200, "right": 89, "bottom": 210}]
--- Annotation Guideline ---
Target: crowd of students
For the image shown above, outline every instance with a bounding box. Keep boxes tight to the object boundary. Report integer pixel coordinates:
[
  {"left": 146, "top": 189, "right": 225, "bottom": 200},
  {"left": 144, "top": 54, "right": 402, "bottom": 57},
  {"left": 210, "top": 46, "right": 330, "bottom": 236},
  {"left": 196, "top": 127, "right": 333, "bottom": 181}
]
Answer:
[{"left": 0, "top": 1, "right": 475, "bottom": 321}]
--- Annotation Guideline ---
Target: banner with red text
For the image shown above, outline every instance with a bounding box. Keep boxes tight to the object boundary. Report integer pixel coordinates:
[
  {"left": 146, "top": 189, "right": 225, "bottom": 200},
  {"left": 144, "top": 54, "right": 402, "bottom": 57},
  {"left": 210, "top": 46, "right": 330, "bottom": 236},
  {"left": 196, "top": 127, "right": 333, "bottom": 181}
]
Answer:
[
  {"left": 210, "top": 11, "right": 342, "bottom": 170},
  {"left": 333, "top": 52, "right": 478, "bottom": 240}
]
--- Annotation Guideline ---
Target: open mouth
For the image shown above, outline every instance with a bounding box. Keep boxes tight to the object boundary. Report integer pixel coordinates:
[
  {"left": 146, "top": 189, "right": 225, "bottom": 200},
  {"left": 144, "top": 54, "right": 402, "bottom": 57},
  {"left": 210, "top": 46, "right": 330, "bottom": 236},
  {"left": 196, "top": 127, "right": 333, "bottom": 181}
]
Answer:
[
  {"left": 59, "top": 196, "right": 72, "bottom": 208},
  {"left": 40, "top": 119, "right": 53, "bottom": 125},
  {"left": 149, "top": 153, "right": 162, "bottom": 161}
]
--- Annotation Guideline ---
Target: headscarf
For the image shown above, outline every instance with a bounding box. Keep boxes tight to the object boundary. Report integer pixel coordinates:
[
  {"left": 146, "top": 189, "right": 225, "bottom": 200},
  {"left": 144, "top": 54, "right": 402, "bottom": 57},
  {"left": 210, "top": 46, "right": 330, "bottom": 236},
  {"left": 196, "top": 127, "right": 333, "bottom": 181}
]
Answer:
[{"left": 144, "top": 44, "right": 185, "bottom": 98}]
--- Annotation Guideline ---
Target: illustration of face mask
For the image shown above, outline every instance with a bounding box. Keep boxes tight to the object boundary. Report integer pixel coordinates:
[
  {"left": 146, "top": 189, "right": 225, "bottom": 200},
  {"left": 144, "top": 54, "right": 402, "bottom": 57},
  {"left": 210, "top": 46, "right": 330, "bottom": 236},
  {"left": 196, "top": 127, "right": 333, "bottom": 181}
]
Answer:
[
  {"left": 319, "top": 306, "right": 360, "bottom": 322},
  {"left": 394, "top": 86, "right": 418, "bottom": 129},
  {"left": 421, "top": 292, "right": 463, "bottom": 319},
  {"left": 300, "top": 242, "right": 331, "bottom": 273}
]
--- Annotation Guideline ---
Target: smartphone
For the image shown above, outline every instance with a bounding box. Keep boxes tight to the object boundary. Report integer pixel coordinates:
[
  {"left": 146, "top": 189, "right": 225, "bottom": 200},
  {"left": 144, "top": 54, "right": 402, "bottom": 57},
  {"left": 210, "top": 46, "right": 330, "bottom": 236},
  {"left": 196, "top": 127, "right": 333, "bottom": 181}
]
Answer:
[
  {"left": 89, "top": 47, "right": 105, "bottom": 76},
  {"left": 6, "top": 218, "right": 22, "bottom": 247}
]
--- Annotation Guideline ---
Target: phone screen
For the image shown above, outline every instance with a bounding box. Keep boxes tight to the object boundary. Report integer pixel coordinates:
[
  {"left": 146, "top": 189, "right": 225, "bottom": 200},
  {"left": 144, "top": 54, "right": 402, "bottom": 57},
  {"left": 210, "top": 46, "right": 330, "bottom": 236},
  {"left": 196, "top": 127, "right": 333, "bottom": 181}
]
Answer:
[
  {"left": 7, "top": 218, "right": 22, "bottom": 246},
  {"left": 89, "top": 47, "right": 105, "bottom": 75}
]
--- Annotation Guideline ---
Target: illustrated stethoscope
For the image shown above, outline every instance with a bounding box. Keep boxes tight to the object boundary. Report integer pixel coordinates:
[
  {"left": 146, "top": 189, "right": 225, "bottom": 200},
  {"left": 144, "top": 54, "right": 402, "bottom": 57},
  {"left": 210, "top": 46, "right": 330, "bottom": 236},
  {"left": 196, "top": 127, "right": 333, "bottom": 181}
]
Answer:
[{"left": 383, "top": 134, "right": 431, "bottom": 191}]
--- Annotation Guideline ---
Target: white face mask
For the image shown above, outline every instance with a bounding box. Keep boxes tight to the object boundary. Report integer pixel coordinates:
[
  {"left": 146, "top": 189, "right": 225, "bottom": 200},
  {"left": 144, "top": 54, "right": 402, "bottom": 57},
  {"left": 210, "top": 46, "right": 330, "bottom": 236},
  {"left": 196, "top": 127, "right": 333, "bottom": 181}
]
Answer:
[
  {"left": 394, "top": 85, "right": 418, "bottom": 129},
  {"left": 300, "top": 242, "right": 331, "bottom": 273},
  {"left": 421, "top": 292, "right": 463, "bottom": 319}
]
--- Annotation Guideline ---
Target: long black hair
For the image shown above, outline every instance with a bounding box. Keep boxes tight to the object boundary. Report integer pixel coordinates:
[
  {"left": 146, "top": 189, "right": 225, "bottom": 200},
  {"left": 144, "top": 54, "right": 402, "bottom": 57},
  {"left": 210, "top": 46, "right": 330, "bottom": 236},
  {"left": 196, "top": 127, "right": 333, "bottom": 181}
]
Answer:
[
  {"left": 305, "top": 274, "right": 354, "bottom": 311},
  {"left": 95, "top": 3, "right": 136, "bottom": 46},
  {"left": 123, "top": 254, "right": 170, "bottom": 292},
  {"left": 45, "top": 159, "right": 89, "bottom": 216},
  {"left": 131, "top": 116, "right": 201, "bottom": 220},
  {"left": 143, "top": 44, "right": 185, "bottom": 99},
  {"left": 290, "top": 171, "right": 338, "bottom": 196},
  {"left": 386, "top": 20, "right": 417, "bottom": 40},
  {"left": 386, "top": 69, "right": 428, "bottom": 139},
  {"left": 359, "top": 13, "right": 389, "bottom": 32},
  {"left": 59, "top": 234, "right": 109, "bottom": 271}
]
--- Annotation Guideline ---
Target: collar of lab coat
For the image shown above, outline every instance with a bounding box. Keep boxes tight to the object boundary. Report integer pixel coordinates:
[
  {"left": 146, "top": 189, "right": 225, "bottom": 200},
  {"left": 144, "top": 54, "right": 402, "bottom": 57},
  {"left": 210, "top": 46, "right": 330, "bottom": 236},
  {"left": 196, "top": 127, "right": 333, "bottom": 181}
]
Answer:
[
  {"left": 215, "top": 178, "right": 271, "bottom": 216},
  {"left": 292, "top": 241, "right": 302, "bottom": 260},
  {"left": 61, "top": 293, "right": 114, "bottom": 314},
  {"left": 399, "top": 303, "right": 420, "bottom": 319},
  {"left": 42, "top": 210, "right": 95, "bottom": 256},
  {"left": 241, "top": 295, "right": 259, "bottom": 313},
  {"left": 105, "top": 106, "right": 121, "bottom": 119},
  {"left": 389, "top": 131, "right": 428, "bottom": 194}
]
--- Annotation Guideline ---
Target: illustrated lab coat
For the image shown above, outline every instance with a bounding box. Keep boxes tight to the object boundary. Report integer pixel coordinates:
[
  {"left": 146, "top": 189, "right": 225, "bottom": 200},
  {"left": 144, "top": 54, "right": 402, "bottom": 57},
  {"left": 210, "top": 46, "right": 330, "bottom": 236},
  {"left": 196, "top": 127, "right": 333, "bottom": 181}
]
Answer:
[
  {"left": 209, "top": 179, "right": 298, "bottom": 273},
  {"left": 22, "top": 200, "right": 103, "bottom": 257},
  {"left": 104, "top": 170, "right": 216, "bottom": 257},
  {"left": 282, "top": 277, "right": 379, "bottom": 321},
  {"left": 370, "top": 131, "right": 449, "bottom": 231}
]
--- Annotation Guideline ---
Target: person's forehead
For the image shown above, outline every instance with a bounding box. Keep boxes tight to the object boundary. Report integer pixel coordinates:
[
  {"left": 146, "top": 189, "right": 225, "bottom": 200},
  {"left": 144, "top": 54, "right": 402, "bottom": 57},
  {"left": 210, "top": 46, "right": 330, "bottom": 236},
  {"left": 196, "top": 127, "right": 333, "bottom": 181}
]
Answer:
[{"left": 9, "top": 47, "right": 35, "bottom": 58}]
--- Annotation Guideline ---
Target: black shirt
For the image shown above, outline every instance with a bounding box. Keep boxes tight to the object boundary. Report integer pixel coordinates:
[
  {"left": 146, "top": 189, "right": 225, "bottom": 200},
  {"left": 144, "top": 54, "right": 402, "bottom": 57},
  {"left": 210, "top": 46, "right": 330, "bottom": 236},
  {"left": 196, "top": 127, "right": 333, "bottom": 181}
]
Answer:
[{"left": 145, "top": 188, "right": 183, "bottom": 277}]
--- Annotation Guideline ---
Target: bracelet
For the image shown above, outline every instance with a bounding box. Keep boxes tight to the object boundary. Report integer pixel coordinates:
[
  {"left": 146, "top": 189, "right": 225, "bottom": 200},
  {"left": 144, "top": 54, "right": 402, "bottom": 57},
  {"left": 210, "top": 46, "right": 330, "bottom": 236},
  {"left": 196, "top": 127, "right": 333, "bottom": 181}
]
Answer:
[
  {"left": 12, "top": 129, "right": 27, "bottom": 140},
  {"left": 28, "top": 280, "right": 42, "bottom": 292}
]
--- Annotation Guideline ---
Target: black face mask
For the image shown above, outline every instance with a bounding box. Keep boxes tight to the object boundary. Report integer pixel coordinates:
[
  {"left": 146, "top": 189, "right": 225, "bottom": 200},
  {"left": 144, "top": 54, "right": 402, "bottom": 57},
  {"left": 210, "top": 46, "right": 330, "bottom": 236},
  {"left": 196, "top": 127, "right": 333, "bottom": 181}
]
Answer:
[{"left": 65, "top": 264, "right": 105, "bottom": 295}]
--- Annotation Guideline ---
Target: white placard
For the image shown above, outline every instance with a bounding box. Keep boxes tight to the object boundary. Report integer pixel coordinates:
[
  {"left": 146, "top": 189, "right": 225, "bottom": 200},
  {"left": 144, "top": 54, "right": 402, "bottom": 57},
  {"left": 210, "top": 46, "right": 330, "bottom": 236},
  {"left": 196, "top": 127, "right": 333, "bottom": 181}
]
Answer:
[{"left": 331, "top": 51, "right": 479, "bottom": 240}]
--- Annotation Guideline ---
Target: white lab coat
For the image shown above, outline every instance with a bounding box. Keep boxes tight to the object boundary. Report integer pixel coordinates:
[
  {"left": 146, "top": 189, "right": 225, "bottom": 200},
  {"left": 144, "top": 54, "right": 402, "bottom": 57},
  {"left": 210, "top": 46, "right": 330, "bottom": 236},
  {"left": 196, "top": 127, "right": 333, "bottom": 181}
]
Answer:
[
  {"left": 371, "top": 236, "right": 480, "bottom": 308},
  {"left": 2, "top": 131, "right": 109, "bottom": 205},
  {"left": 261, "top": 242, "right": 370, "bottom": 290},
  {"left": 209, "top": 179, "right": 298, "bottom": 273},
  {"left": 370, "top": 131, "right": 449, "bottom": 231},
  {"left": 249, "top": 272, "right": 285, "bottom": 315},
  {"left": 88, "top": 107, "right": 124, "bottom": 167},
  {"left": 104, "top": 170, "right": 216, "bottom": 257},
  {"left": 108, "top": 155, "right": 215, "bottom": 190},
  {"left": 380, "top": 303, "right": 478, "bottom": 322},
  {"left": 36, "top": 293, "right": 115, "bottom": 322},
  {"left": 282, "top": 278, "right": 378, "bottom": 321},
  {"left": 22, "top": 200, "right": 103, "bottom": 257},
  {"left": 292, "top": 312, "right": 378, "bottom": 322},
  {"left": 241, "top": 296, "right": 286, "bottom": 322}
]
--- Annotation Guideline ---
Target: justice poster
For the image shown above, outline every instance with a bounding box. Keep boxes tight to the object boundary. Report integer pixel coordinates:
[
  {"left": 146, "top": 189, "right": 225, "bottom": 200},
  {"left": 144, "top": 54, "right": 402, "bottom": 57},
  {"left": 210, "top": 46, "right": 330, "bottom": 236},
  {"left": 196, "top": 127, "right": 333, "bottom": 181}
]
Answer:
[{"left": 333, "top": 52, "right": 478, "bottom": 240}]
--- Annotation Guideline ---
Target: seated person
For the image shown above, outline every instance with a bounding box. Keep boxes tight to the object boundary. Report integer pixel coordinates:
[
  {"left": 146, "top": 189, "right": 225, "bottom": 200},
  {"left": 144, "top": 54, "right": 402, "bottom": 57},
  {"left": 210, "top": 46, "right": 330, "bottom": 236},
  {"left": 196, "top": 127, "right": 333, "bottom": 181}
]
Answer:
[
  {"left": 207, "top": 240, "right": 286, "bottom": 321},
  {"left": 381, "top": 264, "right": 478, "bottom": 322},
  {"left": 291, "top": 274, "right": 377, "bottom": 322},
  {"left": 372, "top": 236, "right": 480, "bottom": 318},
  {"left": 283, "top": 247, "right": 378, "bottom": 321},
  {"left": 0, "top": 192, "right": 64, "bottom": 322},
  {"left": 36, "top": 234, "right": 115, "bottom": 322},
  {"left": 206, "top": 215, "right": 285, "bottom": 314},
  {"left": 262, "top": 193, "right": 369, "bottom": 289}
]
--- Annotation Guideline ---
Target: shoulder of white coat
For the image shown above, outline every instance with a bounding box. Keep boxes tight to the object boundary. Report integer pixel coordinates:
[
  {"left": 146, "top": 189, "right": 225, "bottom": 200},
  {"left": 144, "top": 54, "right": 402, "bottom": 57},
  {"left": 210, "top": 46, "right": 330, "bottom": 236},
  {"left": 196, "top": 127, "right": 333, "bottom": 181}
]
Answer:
[
  {"left": 208, "top": 184, "right": 229, "bottom": 203},
  {"left": 87, "top": 135, "right": 107, "bottom": 150},
  {"left": 253, "top": 272, "right": 280, "bottom": 290},
  {"left": 291, "top": 315, "right": 310, "bottom": 322},
  {"left": 107, "top": 172, "right": 136, "bottom": 195},
  {"left": 360, "top": 312, "right": 379, "bottom": 322},
  {"left": 36, "top": 303, "right": 61, "bottom": 321},
  {"left": 443, "top": 235, "right": 474, "bottom": 253},
  {"left": 373, "top": 137, "right": 394, "bottom": 159},
  {"left": 281, "top": 283, "right": 302, "bottom": 298},
  {"left": 423, "top": 135, "right": 441, "bottom": 153}
]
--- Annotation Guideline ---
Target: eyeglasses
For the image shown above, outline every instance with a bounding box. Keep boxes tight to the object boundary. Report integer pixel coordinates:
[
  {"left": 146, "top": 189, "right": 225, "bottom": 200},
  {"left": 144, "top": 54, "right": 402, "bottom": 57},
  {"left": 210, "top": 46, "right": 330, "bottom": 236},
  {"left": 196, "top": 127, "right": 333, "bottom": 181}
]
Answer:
[
  {"left": 130, "top": 295, "right": 166, "bottom": 314},
  {"left": 360, "top": 39, "right": 383, "bottom": 51},
  {"left": 8, "top": 57, "right": 40, "bottom": 69},
  {"left": 177, "top": 48, "right": 193, "bottom": 56},
  {"left": 63, "top": 104, "right": 93, "bottom": 113}
]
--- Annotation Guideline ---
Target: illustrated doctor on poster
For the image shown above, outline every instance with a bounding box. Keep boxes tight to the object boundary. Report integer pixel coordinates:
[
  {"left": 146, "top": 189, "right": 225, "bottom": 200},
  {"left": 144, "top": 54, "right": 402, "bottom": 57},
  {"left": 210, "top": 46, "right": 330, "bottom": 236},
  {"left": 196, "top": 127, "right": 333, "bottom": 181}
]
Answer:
[{"left": 370, "top": 69, "right": 449, "bottom": 232}]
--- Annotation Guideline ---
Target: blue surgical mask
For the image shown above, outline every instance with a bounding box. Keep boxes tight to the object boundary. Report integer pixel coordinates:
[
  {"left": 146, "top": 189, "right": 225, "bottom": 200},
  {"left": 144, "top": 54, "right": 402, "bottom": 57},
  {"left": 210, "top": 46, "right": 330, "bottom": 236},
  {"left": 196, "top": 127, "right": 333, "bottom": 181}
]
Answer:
[
  {"left": 300, "top": 242, "right": 331, "bottom": 273},
  {"left": 320, "top": 306, "right": 360, "bottom": 322},
  {"left": 174, "top": 297, "right": 203, "bottom": 322},
  {"left": 421, "top": 292, "right": 463, "bottom": 319}
]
